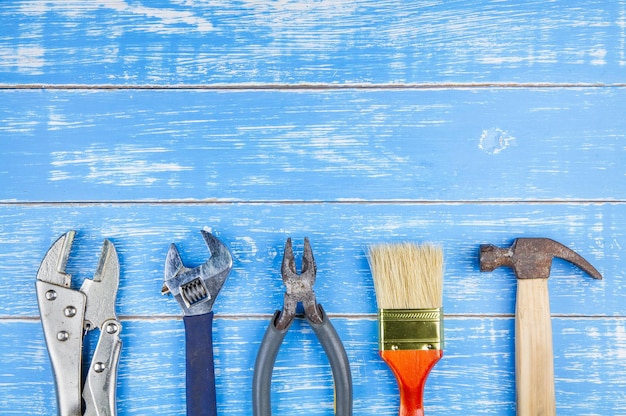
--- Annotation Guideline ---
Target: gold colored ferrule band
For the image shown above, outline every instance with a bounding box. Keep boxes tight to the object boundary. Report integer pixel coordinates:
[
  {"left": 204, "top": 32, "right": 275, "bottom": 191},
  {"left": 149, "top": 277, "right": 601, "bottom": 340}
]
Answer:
[{"left": 378, "top": 308, "right": 443, "bottom": 351}]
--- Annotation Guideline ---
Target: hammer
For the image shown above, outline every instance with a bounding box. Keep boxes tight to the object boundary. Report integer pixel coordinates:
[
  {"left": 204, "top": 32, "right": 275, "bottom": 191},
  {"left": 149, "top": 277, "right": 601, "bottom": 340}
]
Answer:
[{"left": 479, "top": 238, "right": 602, "bottom": 416}]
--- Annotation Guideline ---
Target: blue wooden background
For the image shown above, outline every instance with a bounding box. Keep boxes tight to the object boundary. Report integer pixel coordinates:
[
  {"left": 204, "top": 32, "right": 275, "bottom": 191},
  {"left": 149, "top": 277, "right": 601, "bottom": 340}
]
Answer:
[{"left": 1, "top": 1, "right": 625, "bottom": 414}]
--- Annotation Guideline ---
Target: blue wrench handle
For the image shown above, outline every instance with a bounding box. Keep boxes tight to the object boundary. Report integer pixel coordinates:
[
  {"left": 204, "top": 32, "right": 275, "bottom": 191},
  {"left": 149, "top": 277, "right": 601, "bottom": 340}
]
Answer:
[{"left": 183, "top": 312, "right": 217, "bottom": 416}]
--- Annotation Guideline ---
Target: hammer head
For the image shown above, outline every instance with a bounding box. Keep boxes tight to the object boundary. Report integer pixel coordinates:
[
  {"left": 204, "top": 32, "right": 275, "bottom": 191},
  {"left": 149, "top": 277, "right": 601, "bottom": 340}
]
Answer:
[{"left": 479, "top": 238, "right": 602, "bottom": 280}]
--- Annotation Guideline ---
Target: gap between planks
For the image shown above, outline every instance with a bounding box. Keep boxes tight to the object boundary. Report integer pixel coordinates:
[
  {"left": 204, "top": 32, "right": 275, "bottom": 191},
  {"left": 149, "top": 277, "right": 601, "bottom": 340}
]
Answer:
[
  {"left": 2, "top": 83, "right": 626, "bottom": 91},
  {"left": 5, "top": 314, "right": 626, "bottom": 322},
  {"left": 1, "top": 200, "right": 625, "bottom": 207}
]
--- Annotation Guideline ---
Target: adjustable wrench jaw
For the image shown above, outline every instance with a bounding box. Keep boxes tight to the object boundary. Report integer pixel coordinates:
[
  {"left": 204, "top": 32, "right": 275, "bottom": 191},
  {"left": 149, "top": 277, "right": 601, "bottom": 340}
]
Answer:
[{"left": 162, "top": 230, "right": 233, "bottom": 316}]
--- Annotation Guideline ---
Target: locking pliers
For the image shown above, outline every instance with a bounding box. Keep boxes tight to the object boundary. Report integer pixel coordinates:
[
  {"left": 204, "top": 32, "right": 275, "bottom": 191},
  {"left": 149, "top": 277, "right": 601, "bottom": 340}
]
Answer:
[
  {"left": 252, "top": 238, "right": 353, "bottom": 416},
  {"left": 36, "top": 231, "right": 122, "bottom": 416}
]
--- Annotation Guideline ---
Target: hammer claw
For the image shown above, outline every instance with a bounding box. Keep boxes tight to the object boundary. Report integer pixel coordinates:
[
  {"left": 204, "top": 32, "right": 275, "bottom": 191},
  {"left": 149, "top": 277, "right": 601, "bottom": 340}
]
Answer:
[{"left": 540, "top": 238, "right": 602, "bottom": 280}]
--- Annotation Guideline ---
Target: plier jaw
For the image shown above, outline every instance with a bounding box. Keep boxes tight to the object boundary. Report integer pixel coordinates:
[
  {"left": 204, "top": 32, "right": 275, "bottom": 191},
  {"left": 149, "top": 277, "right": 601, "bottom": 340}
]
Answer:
[
  {"left": 36, "top": 231, "right": 122, "bottom": 416},
  {"left": 275, "top": 237, "right": 323, "bottom": 330}
]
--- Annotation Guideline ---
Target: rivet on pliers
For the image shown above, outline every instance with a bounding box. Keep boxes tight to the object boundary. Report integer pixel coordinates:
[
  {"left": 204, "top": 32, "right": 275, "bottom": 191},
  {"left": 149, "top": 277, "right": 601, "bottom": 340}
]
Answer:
[{"left": 252, "top": 237, "right": 353, "bottom": 416}]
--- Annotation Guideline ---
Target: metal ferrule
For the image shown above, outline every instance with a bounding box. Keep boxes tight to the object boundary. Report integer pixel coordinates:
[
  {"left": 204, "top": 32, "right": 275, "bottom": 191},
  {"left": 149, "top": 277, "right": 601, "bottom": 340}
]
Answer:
[{"left": 378, "top": 308, "right": 443, "bottom": 351}]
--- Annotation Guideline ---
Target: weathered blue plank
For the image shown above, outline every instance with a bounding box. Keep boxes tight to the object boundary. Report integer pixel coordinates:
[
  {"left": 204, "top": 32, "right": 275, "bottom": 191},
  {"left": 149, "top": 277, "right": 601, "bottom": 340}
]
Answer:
[
  {"left": 1, "top": 88, "right": 625, "bottom": 202},
  {"left": 1, "top": 0, "right": 625, "bottom": 85},
  {"left": 0, "top": 203, "right": 618, "bottom": 318},
  {"left": 3, "top": 317, "right": 626, "bottom": 415}
]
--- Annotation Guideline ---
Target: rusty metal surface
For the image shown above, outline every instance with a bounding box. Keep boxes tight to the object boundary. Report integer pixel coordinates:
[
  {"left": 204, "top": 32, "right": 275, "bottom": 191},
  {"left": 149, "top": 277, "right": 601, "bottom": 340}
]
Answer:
[
  {"left": 479, "top": 238, "right": 603, "bottom": 280},
  {"left": 274, "top": 237, "right": 324, "bottom": 330}
]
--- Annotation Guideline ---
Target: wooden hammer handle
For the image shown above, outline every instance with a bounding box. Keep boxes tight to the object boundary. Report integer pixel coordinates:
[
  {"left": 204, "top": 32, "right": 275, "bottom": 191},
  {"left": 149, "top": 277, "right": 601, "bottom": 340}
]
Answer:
[{"left": 515, "top": 278, "right": 556, "bottom": 416}]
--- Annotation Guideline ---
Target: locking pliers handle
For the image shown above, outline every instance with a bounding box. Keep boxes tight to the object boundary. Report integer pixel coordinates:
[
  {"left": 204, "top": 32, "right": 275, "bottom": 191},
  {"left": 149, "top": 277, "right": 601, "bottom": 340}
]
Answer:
[
  {"left": 36, "top": 281, "right": 87, "bottom": 416},
  {"left": 83, "top": 319, "right": 122, "bottom": 416}
]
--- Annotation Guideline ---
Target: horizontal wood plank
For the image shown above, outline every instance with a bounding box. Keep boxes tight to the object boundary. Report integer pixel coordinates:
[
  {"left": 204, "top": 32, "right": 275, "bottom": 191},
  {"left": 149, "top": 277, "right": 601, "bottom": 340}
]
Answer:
[
  {"left": 1, "top": 88, "right": 624, "bottom": 202},
  {"left": 1, "top": 0, "right": 626, "bottom": 85},
  {"left": 0, "top": 203, "right": 618, "bottom": 317},
  {"left": 2, "top": 317, "right": 625, "bottom": 415}
]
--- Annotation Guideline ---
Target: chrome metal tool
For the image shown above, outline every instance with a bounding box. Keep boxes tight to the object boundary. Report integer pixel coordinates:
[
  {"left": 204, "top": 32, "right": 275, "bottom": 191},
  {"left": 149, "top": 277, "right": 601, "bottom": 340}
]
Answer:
[
  {"left": 162, "top": 230, "right": 233, "bottom": 416},
  {"left": 36, "top": 231, "right": 122, "bottom": 416}
]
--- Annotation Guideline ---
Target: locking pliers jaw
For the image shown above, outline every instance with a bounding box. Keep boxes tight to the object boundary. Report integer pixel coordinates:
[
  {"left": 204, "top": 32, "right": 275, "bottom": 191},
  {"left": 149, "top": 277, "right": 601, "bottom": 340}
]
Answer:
[{"left": 275, "top": 237, "right": 323, "bottom": 330}]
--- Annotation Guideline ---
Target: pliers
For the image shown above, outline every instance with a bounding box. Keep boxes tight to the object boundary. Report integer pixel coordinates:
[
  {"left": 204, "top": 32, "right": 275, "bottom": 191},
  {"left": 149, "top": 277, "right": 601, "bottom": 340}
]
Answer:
[
  {"left": 252, "top": 238, "right": 353, "bottom": 416},
  {"left": 36, "top": 231, "right": 122, "bottom": 416},
  {"left": 162, "top": 230, "right": 233, "bottom": 416}
]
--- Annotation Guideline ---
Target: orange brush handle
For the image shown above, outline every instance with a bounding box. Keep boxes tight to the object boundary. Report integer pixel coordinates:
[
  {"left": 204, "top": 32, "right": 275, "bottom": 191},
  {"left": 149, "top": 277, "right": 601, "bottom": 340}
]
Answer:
[{"left": 380, "top": 349, "right": 442, "bottom": 416}]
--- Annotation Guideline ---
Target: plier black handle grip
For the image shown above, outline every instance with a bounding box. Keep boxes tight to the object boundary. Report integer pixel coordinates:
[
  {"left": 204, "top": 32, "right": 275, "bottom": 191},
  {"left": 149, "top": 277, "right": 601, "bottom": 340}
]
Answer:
[{"left": 252, "top": 238, "right": 353, "bottom": 416}]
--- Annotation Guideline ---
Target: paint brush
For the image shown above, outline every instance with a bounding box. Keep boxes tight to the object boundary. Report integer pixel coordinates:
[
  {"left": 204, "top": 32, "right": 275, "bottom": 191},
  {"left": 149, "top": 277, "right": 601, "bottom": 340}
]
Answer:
[{"left": 368, "top": 242, "right": 444, "bottom": 416}]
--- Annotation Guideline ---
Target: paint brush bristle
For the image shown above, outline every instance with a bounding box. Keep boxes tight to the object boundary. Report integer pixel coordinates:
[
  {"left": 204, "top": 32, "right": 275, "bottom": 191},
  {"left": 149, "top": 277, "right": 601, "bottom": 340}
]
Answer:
[{"left": 368, "top": 242, "right": 443, "bottom": 310}]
